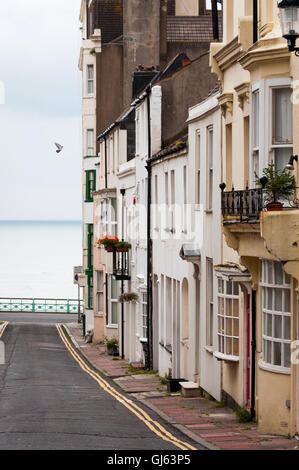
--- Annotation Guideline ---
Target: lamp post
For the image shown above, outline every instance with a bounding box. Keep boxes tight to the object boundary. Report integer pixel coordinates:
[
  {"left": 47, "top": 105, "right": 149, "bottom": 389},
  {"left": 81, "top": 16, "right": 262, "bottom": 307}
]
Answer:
[{"left": 278, "top": 0, "right": 299, "bottom": 55}]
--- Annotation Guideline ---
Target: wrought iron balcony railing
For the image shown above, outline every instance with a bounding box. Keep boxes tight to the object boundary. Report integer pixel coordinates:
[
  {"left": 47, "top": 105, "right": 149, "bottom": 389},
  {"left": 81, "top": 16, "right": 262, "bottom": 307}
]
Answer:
[
  {"left": 113, "top": 249, "right": 131, "bottom": 281},
  {"left": 220, "top": 184, "right": 299, "bottom": 222}
]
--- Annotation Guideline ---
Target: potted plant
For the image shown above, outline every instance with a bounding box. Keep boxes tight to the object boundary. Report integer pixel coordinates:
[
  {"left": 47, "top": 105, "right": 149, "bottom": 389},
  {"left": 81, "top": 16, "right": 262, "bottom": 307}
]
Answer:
[
  {"left": 118, "top": 292, "right": 139, "bottom": 304},
  {"left": 255, "top": 163, "right": 296, "bottom": 211},
  {"left": 105, "top": 336, "right": 119, "bottom": 356},
  {"left": 116, "top": 241, "right": 132, "bottom": 253},
  {"left": 98, "top": 235, "right": 119, "bottom": 252}
]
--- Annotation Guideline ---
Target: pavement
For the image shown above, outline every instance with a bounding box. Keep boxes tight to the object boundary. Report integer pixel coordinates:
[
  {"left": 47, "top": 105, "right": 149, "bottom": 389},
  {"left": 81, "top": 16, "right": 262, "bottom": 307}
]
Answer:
[
  {"left": 66, "top": 322, "right": 299, "bottom": 451},
  {"left": 0, "top": 322, "right": 201, "bottom": 450}
]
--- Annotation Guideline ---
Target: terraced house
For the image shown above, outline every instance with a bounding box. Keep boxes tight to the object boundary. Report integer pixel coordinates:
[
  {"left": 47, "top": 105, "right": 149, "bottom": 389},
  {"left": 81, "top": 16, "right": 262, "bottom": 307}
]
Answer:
[{"left": 210, "top": 0, "right": 299, "bottom": 436}]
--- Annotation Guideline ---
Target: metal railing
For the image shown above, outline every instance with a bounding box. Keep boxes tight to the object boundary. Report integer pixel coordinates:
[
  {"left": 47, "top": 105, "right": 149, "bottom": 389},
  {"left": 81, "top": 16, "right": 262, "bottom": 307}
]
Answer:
[
  {"left": 220, "top": 185, "right": 299, "bottom": 222},
  {"left": 0, "top": 298, "right": 83, "bottom": 314},
  {"left": 113, "top": 249, "right": 131, "bottom": 281}
]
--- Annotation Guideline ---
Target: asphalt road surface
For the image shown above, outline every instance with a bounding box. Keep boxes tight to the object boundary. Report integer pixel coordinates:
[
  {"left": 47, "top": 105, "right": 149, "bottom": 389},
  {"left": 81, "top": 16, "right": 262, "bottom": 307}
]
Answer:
[
  {"left": 0, "top": 322, "right": 200, "bottom": 450},
  {"left": 0, "top": 312, "right": 78, "bottom": 324}
]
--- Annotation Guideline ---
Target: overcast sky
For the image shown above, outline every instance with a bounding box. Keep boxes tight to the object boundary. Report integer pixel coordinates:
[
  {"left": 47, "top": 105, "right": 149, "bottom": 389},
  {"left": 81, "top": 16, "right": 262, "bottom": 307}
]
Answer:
[{"left": 0, "top": 0, "right": 82, "bottom": 220}]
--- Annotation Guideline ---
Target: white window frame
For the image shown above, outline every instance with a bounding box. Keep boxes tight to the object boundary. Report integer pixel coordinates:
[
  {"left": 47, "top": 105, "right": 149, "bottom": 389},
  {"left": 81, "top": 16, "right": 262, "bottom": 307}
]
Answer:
[
  {"left": 86, "top": 64, "right": 94, "bottom": 96},
  {"left": 140, "top": 291, "right": 148, "bottom": 341},
  {"left": 96, "top": 270, "right": 104, "bottom": 315},
  {"left": 196, "top": 131, "right": 201, "bottom": 206},
  {"left": 107, "top": 275, "right": 118, "bottom": 327},
  {"left": 206, "top": 126, "right": 213, "bottom": 211},
  {"left": 100, "top": 197, "right": 117, "bottom": 236},
  {"left": 250, "top": 78, "right": 293, "bottom": 185},
  {"left": 259, "top": 260, "right": 291, "bottom": 375},
  {"left": 215, "top": 277, "right": 240, "bottom": 362},
  {"left": 86, "top": 129, "right": 95, "bottom": 156},
  {"left": 206, "top": 258, "right": 214, "bottom": 347}
]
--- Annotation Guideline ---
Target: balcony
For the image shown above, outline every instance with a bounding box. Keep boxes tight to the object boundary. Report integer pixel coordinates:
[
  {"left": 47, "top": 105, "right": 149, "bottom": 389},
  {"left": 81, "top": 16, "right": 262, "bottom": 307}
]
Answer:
[
  {"left": 113, "top": 249, "right": 131, "bottom": 281},
  {"left": 220, "top": 185, "right": 299, "bottom": 224},
  {"left": 219, "top": 185, "right": 299, "bottom": 261}
]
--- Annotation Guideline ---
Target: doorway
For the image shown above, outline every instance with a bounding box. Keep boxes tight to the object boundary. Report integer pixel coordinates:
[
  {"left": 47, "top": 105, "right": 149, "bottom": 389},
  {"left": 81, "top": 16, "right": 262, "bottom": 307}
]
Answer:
[{"left": 181, "top": 278, "right": 189, "bottom": 380}]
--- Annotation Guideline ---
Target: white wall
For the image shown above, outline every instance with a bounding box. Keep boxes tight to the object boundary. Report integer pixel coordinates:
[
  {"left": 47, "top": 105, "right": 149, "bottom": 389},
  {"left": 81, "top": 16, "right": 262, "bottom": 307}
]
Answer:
[{"left": 187, "top": 93, "right": 222, "bottom": 400}]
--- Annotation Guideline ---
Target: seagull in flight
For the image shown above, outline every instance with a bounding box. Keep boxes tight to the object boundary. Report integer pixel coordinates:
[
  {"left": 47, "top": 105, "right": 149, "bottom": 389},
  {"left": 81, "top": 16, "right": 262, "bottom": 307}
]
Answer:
[{"left": 55, "top": 142, "right": 64, "bottom": 154}]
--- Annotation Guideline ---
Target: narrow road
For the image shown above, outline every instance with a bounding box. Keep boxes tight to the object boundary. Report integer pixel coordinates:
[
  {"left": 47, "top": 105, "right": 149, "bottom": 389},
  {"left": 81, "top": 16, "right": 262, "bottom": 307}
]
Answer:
[{"left": 0, "top": 322, "right": 199, "bottom": 450}]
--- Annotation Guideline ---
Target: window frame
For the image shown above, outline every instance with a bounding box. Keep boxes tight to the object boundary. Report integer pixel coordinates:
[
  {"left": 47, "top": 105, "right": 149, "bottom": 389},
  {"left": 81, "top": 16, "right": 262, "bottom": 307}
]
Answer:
[
  {"left": 206, "top": 126, "right": 214, "bottom": 211},
  {"left": 107, "top": 274, "right": 118, "bottom": 328},
  {"left": 100, "top": 197, "right": 117, "bottom": 236},
  {"left": 206, "top": 258, "right": 214, "bottom": 347},
  {"left": 140, "top": 291, "right": 148, "bottom": 341},
  {"left": 250, "top": 78, "right": 293, "bottom": 185},
  {"left": 86, "top": 64, "right": 94, "bottom": 96},
  {"left": 260, "top": 260, "right": 291, "bottom": 375},
  {"left": 86, "top": 129, "right": 95, "bottom": 156},
  {"left": 85, "top": 170, "right": 96, "bottom": 202},
  {"left": 215, "top": 276, "right": 240, "bottom": 362}
]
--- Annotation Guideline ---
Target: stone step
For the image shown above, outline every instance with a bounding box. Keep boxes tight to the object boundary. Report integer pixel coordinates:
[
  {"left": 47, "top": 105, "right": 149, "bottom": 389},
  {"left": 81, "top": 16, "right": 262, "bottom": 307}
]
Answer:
[{"left": 179, "top": 381, "right": 201, "bottom": 398}]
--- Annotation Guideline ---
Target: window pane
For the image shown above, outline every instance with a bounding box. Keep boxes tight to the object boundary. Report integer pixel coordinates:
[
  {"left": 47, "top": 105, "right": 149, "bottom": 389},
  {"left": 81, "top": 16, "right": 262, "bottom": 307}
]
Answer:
[
  {"left": 226, "top": 298, "right": 233, "bottom": 316},
  {"left": 112, "top": 303, "right": 118, "bottom": 324},
  {"left": 275, "top": 147, "right": 293, "bottom": 172},
  {"left": 273, "top": 88, "right": 293, "bottom": 145},
  {"left": 267, "top": 288, "right": 273, "bottom": 310},
  {"left": 275, "top": 263, "right": 283, "bottom": 285},
  {"left": 233, "top": 282, "right": 239, "bottom": 296},
  {"left": 111, "top": 278, "right": 118, "bottom": 299},
  {"left": 284, "top": 289, "right": 291, "bottom": 313},
  {"left": 227, "top": 281, "right": 232, "bottom": 295},
  {"left": 284, "top": 343, "right": 291, "bottom": 368},
  {"left": 284, "top": 316, "right": 291, "bottom": 340},
  {"left": 274, "top": 342, "right": 282, "bottom": 366},
  {"left": 274, "top": 289, "right": 282, "bottom": 312},
  {"left": 266, "top": 313, "right": 273, "bottom": 337},
  {"left": 274, "top": 315, "right": 282, "bottom": 339},
  {"left": 268, "top": 262, "right": 273, "bottom": 284},
  {"left": 253, "top": 91, "right": 259, "bottom": 148}
]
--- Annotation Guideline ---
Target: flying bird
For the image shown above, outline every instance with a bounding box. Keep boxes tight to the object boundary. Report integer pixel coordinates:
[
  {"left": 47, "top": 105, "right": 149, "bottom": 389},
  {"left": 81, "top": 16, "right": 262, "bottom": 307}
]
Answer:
[{"left": 55, "top": 142, "right": 64, "bottom": 154}]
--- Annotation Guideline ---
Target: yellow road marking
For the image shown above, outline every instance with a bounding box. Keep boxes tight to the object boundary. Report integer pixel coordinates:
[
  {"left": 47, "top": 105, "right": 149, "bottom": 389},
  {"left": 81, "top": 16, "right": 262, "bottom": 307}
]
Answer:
[
  {"left": 56, "top": 323, "right": 197, "bottom": 451},
  {"left": 0, "top": 322, "right": 8, "bottom": 339}
]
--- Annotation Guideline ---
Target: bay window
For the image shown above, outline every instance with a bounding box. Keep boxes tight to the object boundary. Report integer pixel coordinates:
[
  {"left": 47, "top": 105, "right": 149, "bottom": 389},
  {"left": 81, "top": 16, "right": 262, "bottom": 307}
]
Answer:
[{"left": 261, "top": 261, "right": 291, "bottom": 372}]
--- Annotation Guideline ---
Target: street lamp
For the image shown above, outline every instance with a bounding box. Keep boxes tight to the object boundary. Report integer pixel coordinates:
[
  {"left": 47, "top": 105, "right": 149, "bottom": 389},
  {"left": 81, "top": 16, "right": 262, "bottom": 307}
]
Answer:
[{"left": 278, "top": 0, "right": 299, "bottom": 55}]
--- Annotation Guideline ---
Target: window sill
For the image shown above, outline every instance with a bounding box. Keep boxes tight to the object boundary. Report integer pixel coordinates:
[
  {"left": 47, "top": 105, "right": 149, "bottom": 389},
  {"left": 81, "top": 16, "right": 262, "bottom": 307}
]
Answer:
[
  {"left": 106, "top": 324, "right": 118, "bottom": 329},
  {"left": 213, "top": 351, "right": 239, "bottom": 363},
  {"left": 205, "top": 209, "right": 213, "bottom": 214},
  {"left": 139, "top": 337, "right": 148, "bottom": 344},
  {"left": 159, "top": 342, "right": 172, "bottom": 354},
  {"left": 204, "top": 345, "right": 216, "bottom": 355},
  {"left": 95, "top": 313, "right": 104, "bottom": 318},
  {"left": 258, "top": 359, "right": 291, "bottom": 375}
]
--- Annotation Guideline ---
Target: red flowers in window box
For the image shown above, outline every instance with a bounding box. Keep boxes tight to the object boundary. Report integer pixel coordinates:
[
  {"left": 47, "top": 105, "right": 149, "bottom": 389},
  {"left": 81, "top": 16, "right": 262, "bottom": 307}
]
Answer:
[{"left": 97, "top": 235, "right": 119, "bottom": 252}]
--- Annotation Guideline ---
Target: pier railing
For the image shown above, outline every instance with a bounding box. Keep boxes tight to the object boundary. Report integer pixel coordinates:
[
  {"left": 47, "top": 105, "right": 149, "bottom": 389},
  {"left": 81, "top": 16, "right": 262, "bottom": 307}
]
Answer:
[{"left": 0, "top": 298, "right": 83, "bottom": 314}]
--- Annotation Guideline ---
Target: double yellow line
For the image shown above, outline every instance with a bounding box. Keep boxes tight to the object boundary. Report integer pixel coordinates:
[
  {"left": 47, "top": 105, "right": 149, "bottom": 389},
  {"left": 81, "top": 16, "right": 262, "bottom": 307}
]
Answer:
[
  {"left": 0, "top": 322, "right": 8, "bottom": 339},
  {"left": 56, "top": 324, "right": 197, "bottom": 451}
]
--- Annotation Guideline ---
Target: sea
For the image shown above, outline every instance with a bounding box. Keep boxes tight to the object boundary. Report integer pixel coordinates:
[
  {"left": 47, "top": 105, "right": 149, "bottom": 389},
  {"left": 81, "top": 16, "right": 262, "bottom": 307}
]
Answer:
[{"left": 0, "top": 221, "right": 82, "bottom": 300}]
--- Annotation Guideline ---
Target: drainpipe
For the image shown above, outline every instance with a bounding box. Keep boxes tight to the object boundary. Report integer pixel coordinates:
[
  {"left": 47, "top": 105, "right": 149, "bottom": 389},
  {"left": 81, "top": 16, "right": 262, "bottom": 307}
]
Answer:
[
  {"left": 120, "top": 188, "right": 126, "bottom": 359},
  {"left": 211, "top": 0, "right": 219, "bottom": 41},
  {"left": 251, "top": 290, "right": 257, "bottom": 419},
  {"left": 104, "top": 136, "right": 108, "bottom": 189},
  {"left": 146, "top": 87, "right": 153, "bottom": 370},
  {"left": 253, "top": 0, "right": 258, "bottom": 44}
]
